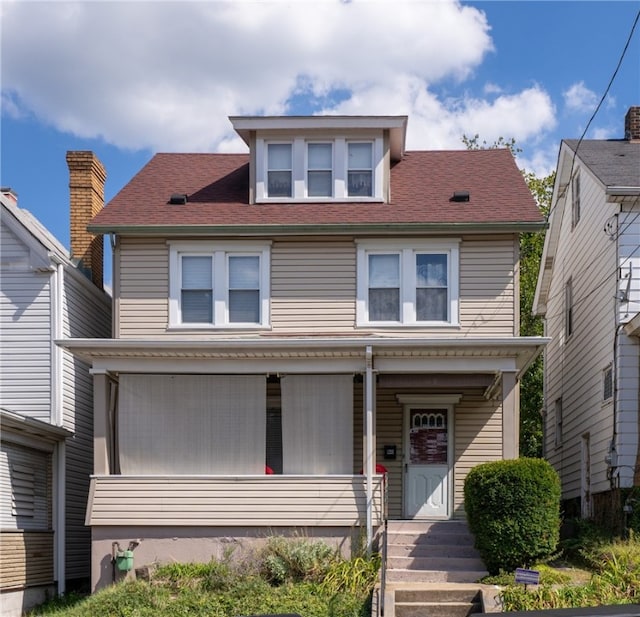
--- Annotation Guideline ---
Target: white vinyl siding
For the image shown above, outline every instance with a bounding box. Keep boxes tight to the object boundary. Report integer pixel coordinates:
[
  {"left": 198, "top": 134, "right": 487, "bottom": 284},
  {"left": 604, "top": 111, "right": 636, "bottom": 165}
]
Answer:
[
  {"left": 86, "top": 475, "right": 384, "bottom": 527},
  {"left": 1, "top": 203, "right": 112, "bottom": 586},
  {"left": 0, "top": 443, "right": 51, "bottom": 531},
  {"left": 118, "top": 375, "right": 266, "bottom": 475},
  {"left": 0, "top": 223, "right": 53, "bottom": 421},
  {"left": 618, "top": 209, "right": 640, "bottom": 322},
  {"left": 542, "top": 162, "right": 618, "bottom": 498},
  {"left": 61, "top": 271, "right": 111, "bottom": 579}
]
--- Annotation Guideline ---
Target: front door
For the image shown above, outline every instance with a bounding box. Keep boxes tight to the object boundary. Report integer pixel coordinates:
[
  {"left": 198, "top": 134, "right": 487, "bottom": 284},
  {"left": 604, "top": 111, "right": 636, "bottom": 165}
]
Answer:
[{"left": 404, "top": 407, "right": 451, "bottom": 519}]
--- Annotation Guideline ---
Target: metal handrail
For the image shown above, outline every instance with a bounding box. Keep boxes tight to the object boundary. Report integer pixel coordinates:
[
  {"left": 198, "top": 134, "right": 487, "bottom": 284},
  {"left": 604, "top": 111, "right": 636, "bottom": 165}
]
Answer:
[{"left": 379, "top": 474, "right": 389, "bottom": 617}]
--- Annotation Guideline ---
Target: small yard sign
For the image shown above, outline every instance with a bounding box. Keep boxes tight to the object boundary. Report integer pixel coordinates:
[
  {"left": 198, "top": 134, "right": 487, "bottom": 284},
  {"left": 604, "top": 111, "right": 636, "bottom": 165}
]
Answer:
[{"left": 515, "top": 568, "right": 540, "bottom": 586}]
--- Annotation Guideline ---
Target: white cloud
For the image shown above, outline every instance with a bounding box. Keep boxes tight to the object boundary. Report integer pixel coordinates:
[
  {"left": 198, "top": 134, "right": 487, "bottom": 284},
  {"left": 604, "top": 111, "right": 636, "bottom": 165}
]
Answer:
[
  {"left": 1, "top": 0, "right": 495, "bottom": 152},
  {"left": 563, "top": 81, "right": 598, "bottom": 113},
  {"left": 1, "top": 0, "right": 558, "bottom": 166}
]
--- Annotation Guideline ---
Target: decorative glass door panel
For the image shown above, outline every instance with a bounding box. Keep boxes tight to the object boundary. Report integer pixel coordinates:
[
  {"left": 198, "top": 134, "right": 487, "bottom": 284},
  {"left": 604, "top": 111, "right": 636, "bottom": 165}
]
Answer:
[{"left": 405, "top": 408, "right": 449, "bottom": 518}]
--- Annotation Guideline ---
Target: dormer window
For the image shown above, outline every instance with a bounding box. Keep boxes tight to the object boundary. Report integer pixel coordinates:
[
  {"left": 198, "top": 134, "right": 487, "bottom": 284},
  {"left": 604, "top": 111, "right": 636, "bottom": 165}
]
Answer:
[
  {"left": 348, "top": 142, "right": 373, "bottom": 197},
  {"left": 230, "top": 114, "right": 407, "bottom": 204},
  {"left": 267, "top": 143, "right": 293, "bottom": 198},
  {"left": 256, "top": 136, "right": 384, "bottom": 202},
  {"left": 307, "top": 143, "right": 333, "bottom": 197}
]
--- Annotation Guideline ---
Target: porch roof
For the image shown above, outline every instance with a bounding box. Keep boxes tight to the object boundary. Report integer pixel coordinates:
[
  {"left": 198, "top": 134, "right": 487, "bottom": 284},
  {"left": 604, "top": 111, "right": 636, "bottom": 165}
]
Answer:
[{"left": 58, "top": 335, "right": 548, "bottom": 377}]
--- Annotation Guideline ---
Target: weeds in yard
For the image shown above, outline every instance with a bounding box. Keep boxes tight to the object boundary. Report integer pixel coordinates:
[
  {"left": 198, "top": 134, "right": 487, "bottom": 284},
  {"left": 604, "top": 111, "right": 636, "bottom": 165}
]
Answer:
[
  {"left": 28, "top": 536, "right": 379, "bottom": 617},
  {"left": 500, "top": 528, "right": 640, "bottom": 612}
]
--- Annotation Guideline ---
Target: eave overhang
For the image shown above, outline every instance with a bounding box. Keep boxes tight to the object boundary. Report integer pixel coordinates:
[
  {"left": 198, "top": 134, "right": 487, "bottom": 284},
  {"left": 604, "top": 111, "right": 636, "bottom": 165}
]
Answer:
[
  {"left": 57, "top": 336, "right": 549, "bottom": 378},
  {"left": 624, "top": 312, "right": 640, "bottom": 337},
  {"left": 0, "top": 408, "right": 72, "bottom": 443},
  {"left": 88, "top": 221, "right": 547, "bottom": 236},
  {"left": 229, "top": 114, "right": 408, "bottom": 161}
]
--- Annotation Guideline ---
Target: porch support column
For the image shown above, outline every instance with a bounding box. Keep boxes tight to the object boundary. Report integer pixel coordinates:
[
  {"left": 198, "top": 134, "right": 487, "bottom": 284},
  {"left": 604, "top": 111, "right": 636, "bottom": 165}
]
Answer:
[
  {"left": 91, "top": 369, "right": 111, "bottom": 475},
  {"left": 365, "top": 345, "right": 375, "bottom": 552},
  {"left": 502, "top": 371, "right": 519, "bottom": 459}
]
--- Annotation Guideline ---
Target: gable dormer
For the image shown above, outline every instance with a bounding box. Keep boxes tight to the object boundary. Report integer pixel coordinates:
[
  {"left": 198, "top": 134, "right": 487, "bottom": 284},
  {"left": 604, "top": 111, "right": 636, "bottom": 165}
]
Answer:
[{"left": 229, "top": 115, "right": 407, "bottom": 204}]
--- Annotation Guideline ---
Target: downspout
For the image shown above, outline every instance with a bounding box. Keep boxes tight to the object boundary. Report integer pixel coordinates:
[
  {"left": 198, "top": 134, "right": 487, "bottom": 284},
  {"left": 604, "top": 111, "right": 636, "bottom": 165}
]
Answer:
[
  {"left": 51, "top": 260, "right": 66, "bottom": 595},
  {"left": 365, "top": 345, "right": 374, "bottom": 552}
]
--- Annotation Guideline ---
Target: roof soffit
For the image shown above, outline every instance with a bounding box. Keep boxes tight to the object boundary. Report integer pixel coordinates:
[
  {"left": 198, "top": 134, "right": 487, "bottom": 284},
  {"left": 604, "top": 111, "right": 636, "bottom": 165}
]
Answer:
[{"left": 229, "top": 114, "right": 408, "bottom": 160}]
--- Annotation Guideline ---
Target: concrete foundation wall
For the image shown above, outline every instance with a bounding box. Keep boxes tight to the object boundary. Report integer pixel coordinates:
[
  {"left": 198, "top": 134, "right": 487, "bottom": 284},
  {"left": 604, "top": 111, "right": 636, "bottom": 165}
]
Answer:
[
  {"left": 0, "top": 584, "right": 57, "bottom": 617},
  {"left": 91, "top": 525, "right": 361, "bottom": 591}
]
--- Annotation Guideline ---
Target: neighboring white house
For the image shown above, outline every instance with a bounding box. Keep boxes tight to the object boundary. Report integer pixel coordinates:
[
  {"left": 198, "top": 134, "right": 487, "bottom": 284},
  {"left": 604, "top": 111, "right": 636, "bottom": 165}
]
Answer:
[
  {"left": 0, "top": 154, "right": 111, "bottom": 616},
  {"left": 534, "top": 107, "right": 640, "bottom": 524}
]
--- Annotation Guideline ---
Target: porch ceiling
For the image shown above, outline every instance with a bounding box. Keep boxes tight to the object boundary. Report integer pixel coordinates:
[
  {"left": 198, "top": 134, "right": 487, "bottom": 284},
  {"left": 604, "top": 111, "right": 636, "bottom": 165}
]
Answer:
[{"left": 57, "top": 335, "right": 548, "bottom": 377}]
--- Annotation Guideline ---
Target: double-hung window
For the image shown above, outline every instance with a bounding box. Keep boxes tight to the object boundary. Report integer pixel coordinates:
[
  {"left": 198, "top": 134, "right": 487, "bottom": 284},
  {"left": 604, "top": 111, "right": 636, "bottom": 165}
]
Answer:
[
  {"left": 357, "top": 240, "right": 459, "bottom": 326},
  {"left": 181, "top": 255, "right": 214, "bottom": 323},
  {"left": 267, "top": 143, "right": 292, "bottom": 198},
  {"left": 307, "top": 143, "right": 333, "bottom": 197},
  {"left": 169, "top": 242, "right": 270, "bottom": 328},
  {"left": 368, "top": 253, "right": 400, "bottom": 321},
  {"left": 228, "top": 255, "right": 260, "bottom": 323},
  {"left": 258, "top": 137, "right": 382, "bottom": 201},
  {"left": 347, "top": 142, "right": 373, "bottom": 197}
]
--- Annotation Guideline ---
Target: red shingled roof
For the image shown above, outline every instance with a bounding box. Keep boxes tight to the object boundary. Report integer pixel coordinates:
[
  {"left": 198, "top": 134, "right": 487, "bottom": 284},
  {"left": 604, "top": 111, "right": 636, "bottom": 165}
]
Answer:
[{"left": 91, "top": 149, "right": 542, "bottom": 230}]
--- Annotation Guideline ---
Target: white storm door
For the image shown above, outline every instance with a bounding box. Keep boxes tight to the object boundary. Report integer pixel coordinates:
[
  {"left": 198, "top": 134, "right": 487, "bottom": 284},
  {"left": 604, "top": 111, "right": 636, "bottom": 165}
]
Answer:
[{"left": 405, "top": 407, "right": 451, "bottom": 519}]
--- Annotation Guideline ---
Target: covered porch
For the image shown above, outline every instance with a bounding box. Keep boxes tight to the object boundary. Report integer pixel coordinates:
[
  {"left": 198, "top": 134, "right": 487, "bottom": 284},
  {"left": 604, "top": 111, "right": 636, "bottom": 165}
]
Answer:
[{"left": 59, "top": 336, "right": 546, "bottom": 589}]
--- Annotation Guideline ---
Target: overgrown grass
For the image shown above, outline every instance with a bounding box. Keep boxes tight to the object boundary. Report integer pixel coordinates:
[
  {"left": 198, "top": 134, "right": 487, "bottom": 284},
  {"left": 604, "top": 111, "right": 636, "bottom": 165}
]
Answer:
[
  {"left": 28, "top": 537, "right": 380, "bottom": 617},
  {"left": 500, "top": 528, "right": 640, "bottom": 612}
]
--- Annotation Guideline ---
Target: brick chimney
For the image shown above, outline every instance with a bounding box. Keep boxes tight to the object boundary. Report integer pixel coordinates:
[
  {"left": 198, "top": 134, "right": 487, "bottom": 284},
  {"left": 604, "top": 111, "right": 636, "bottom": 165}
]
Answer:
[
  {"left": 624, "top": 106, "right": 640, "bottom": 141},
  {"left": 66, "top": 151, "right": 106, "bottom": 289}
]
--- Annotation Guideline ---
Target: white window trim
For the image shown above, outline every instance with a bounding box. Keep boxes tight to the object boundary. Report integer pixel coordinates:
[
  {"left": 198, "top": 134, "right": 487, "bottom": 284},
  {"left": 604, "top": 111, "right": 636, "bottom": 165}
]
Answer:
[
  {"left": 256, "top": 135, "right": 384, "bottom": 202},
  {"left": 266, "top": 141, "right": 293, "bottom": 199},
  {"left": 571, "top": 171, "right": 581, "bottom": 229},
  {"left": 356, "top": 239, "right": 460, "bottom": 327},
  {"left": 305, "top": 141, "right": 334, "bottom": 198},
  {"left": 602, "top": 364, "right": 613, "bottom": 403},
  {"left": 169, "top": 241, "right": 271, "bottom": 329}
]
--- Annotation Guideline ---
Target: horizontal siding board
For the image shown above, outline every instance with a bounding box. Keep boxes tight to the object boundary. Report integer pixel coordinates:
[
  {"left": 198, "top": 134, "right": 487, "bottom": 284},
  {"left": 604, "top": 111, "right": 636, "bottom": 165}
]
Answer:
[
  {"left": 118, "top": 235, "right": 518, "bottom": 338},
  {"left": 0, "top": 531, "right": 54, "bottom": 589},
  {"left": 62, "top": 270, "right": 111, "bottom": 580},
  {"left": 542, "top": 167, "right": 620, "bottom": 497},
  {"left": 87, "top": 476, "right": 383, "bottom": 527},
  {"left": 0, "top": 267, "right": 52, "bottom": 419}
]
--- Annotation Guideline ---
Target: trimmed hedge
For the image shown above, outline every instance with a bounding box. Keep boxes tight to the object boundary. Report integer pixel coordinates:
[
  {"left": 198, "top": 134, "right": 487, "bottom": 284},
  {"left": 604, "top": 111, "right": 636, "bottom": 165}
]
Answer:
[{"left": 464, "top": 458, "right": 561, "bottom": 574}]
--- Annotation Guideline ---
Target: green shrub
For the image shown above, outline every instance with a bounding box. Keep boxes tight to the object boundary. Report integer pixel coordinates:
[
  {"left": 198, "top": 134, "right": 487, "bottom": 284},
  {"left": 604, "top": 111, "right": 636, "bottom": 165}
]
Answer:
[{"left": 464, "top": 457, "right": 561, "bottom": 574}]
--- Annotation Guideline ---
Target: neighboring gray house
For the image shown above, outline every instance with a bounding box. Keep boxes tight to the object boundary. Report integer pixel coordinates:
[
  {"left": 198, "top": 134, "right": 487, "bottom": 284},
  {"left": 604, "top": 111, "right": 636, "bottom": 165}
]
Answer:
[
  {"left": 534, "top": 107, "right": 640, "bottom": 524},
  {"left": 0, "top": 153, "right": 111, "bottom": 615}
]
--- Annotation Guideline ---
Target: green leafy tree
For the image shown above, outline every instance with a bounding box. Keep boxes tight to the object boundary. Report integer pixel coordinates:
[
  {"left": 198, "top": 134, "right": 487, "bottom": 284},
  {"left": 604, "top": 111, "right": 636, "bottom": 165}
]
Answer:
[{"left": 463, "top": 135, "right": 555, "bottom": 457}]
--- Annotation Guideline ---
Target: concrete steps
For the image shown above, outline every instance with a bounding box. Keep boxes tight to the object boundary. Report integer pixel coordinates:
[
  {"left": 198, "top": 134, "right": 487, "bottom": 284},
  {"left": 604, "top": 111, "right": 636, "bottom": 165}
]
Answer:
[
  {"left": 393, "top": 586, "right": 483, "bottom": 617},
  {"left": 385, "top": 520, "right": 488, "bottom": 584}
]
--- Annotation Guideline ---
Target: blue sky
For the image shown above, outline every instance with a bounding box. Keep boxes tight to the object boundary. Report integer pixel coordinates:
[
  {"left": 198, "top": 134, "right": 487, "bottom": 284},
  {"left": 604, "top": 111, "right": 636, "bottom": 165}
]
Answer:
[{"left": 2, "top": 0, "right": 639, "bottom": 287}]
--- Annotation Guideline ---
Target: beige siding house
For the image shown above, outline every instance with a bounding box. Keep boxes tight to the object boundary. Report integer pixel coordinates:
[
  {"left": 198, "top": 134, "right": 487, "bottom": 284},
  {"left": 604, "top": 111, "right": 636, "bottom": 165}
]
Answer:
[
  {"left": 1, "top": 174, "right": 111, "bottom": 616},
  {"left": 534, "top": 107, "right": 640, "bottom": 524},
  {"left": 58, "top": 115, "right": 547, "bottom": 591}
]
